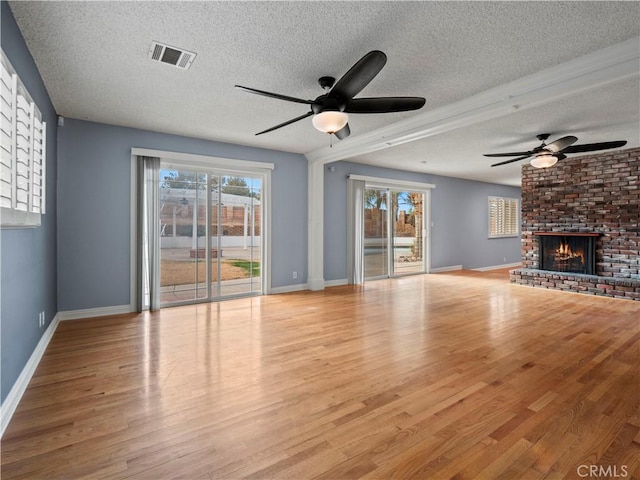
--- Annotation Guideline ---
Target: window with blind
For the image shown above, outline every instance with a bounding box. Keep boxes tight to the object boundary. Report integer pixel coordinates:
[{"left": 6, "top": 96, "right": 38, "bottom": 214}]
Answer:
[
  {"left": 1, "top": 49, "right": 46, "bottom": 228},
  {"left": 488, "top": 196, "right": 519, "bottom": 238}
]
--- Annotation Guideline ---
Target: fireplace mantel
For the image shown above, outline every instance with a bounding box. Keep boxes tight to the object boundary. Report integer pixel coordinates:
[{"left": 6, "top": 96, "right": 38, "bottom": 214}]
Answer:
[{"left": 533, "top": 232, "right": 600, "bottom": 237}]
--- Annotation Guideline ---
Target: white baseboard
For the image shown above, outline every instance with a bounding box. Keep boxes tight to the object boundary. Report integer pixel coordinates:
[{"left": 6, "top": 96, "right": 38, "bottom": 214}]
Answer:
[
  {"left": 1, "top": 313, "right": 60, "bottom": 438},
  {"left": 431, "top": 265, "right": 463, "bottom": 273},
  {"left": 269, "top": 284, "right": 308, "bottom": 294},
  {"left": 57, "top": 304, "right": 132, "bottom": 321},
  {"left": 270, "top": 278, "right": 348, "bottom": 294},
  {"left": 472, "top": 262, "right": 521, "bottom": 272}
]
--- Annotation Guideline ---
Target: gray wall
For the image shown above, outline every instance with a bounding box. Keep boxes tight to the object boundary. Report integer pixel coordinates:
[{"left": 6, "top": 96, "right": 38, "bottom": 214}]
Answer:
[
  {"left": 57, "top": 119, "right": 308, "bottom": 311},
  {"left": 1, "top": 2, "right": 58, "bottom": 403},
  {"left": 324, "top": 161, "right": 521, "bottom": 281}
]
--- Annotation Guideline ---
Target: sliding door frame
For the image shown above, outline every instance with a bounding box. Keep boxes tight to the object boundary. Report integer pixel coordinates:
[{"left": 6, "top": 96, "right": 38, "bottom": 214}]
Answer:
[
  {"left": 130, "top": 148, "right": 274, "bottom": 311},
  {"left": 348, "top": 174, "right": 435, "bottom": 283}
]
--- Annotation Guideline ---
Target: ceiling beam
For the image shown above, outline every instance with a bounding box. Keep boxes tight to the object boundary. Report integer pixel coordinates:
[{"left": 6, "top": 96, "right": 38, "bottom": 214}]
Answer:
[{"left": 305, "top": 37, "right": 640, "bottom": 165}]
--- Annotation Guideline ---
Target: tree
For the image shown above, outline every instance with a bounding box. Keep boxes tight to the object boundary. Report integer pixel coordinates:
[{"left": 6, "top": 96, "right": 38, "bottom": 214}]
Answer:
[
  {"left": 222, "top": 176, "right": 260, "bottom": 199},
  {"left": 365, "top": 189, "right": 411, "bottom": 220},
  {"left": 365, "top": 189, "right": 387, "bottom": 210},
  {"left": 392, "top": 191, "right": 411, "bottom": 222},
  {"left": 161, "top": 170, "right": 209, "bottom": 190},
  {"left": 222, "top": 177, "right": 251, "bottom": 196},
  {"left": 161, "top": 172, "right": 259, "bottom": 198}
]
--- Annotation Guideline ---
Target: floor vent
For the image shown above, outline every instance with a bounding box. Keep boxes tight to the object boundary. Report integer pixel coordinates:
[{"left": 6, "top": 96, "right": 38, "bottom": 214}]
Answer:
[{"left": 148, "top": 41, "right": 196, "bottom": 70}]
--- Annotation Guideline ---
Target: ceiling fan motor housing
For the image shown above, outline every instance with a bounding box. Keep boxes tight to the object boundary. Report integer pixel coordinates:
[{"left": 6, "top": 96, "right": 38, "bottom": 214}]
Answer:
[
  {"left": 318, "top": 76, "right": 336, "bottom": 90},
  {"left": 312, "top": 95, "right": 345, "bottom": 114}
]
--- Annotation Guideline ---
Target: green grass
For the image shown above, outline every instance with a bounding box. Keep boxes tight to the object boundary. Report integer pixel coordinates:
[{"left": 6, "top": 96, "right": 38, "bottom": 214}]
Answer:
[{"left": 230, "top": 259, "right": 260, "bottom": 277}]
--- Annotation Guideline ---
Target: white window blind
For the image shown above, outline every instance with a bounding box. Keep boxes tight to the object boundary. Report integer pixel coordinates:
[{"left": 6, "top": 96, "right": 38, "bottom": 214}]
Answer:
[
  {"left": 488, "top": 196, "right": 519, "bottom": 238},
  {"left": 1, "top": 49, "right": 46, "bottom": 227}
]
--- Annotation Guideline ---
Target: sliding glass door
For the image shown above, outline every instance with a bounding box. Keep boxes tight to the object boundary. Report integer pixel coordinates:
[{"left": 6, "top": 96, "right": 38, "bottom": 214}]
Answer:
[
  {"left": 392, "top": 191, "right": 424, "bottom": 276},
  {"left": 364, "top": 187, "right": 426, "bottom": 281},
  {"left": 158, "top": 167, "right": 263, "bottom": 306},
  {"left": 216, "top": 175, "right": 262, "bottom": 298},
  {"left": 158, "top": 169, "right": 208, "bottom": 303},
  {"left": 364, "top": 188, "right": 389, "bottom": 279}
]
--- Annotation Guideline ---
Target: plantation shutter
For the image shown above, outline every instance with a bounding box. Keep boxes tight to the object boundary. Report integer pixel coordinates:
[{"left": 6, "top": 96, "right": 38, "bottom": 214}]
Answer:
[
  {"left": 32, "top": 114, "right": 46, "bottom": 213},
  {"left": 15, "top": 93, "right": 32, "bottom": 212},
  {"left": 489, "top": 196, "right": 519, "bottom": 237},
  {"left": 1, "top": 49, "right": 46, "bottom": 227},
  {"left": 0, "top": 57, "right": 15, "bottom": 210}
]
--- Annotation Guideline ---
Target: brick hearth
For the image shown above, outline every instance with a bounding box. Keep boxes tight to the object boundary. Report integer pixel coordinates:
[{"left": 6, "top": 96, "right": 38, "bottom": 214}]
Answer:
[{"left": 513, "top": 147, "right": 639, "bottom": 300}]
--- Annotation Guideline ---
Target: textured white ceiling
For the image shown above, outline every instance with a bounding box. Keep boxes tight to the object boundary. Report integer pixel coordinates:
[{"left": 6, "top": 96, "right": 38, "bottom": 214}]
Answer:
[
  {"left": 8, "top": 1, "right": 640, "bottom": 186},
  {"left": 348, "top": 77, "right": 640, "bottom": 185}
]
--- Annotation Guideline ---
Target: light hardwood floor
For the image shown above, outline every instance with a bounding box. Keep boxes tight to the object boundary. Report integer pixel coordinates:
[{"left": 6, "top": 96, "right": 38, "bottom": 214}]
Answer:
[{"left": 2, "top": 270, "right": 639, "bottom": 479}]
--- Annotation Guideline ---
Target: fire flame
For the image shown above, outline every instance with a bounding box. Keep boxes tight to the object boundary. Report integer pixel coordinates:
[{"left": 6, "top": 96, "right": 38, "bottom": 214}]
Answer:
[{"left": 554, "top": 241, "right": 585, "bottom": 264}]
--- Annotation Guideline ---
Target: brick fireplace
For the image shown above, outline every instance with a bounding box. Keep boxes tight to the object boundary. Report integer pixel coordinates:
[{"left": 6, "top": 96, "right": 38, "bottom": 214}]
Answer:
[{"left": 510, "top": 147, "right": 640, "bottom": 300}]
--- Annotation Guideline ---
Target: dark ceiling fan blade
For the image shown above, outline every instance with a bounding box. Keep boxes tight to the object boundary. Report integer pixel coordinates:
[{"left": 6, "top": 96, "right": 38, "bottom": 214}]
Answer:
[
  {"left": 330, "top": 50, "right": 387, "bottom": 101},
  {"left": 345, "top": 97, "right": 426, "bottom": 113},
  {"left": 483, "top": 151, "right": 534, "bottom": 158},
  {"left": 562, "top": 140, "right": 627, "bottom": 154},
  {"left": 255, "top": 111, "right": 313, "bottom": 135},
  {"left": 555, "top": 154, "right": 567, "bottom": 161},
  {"left": 334, "top": 123, "right": 350, "bottom": 140},
  {"left": 544, "top": 135, "right": 578, "bottom": 153},
  {"left": 235, "top": 85, "right": 315, "bottom": 105},
  {"left": 490, "top": 154, "right": 532, "bottom": 167}
]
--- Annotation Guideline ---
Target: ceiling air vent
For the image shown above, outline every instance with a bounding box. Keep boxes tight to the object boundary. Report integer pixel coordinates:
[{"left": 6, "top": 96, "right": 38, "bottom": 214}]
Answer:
[{"left": 148, "top": 41, "right": 196, "bottom": 70}]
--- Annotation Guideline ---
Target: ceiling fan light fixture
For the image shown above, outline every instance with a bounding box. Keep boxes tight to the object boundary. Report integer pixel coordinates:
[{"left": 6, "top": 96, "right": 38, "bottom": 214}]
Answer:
[
  {"left": 530, "top": 154, "right": 558, "bottom": 169},
  {"left": 312, "top": 111, "right": 348, "bottom": 134}
]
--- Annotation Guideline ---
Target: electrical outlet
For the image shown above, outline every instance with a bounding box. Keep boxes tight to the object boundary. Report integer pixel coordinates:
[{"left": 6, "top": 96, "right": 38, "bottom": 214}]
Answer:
[
  {"left": 38, "top": 311, "right": 45, "bottom": 327},
  {"left": 503, "top": 257, "right": 507, "bottom": 262},
  {"left": 292, "top": 271, "right": 297, "bottom": 279}
]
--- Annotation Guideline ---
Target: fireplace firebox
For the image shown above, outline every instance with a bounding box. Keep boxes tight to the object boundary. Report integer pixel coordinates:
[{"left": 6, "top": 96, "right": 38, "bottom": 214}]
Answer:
[{"left": 535, "top": 233, "right": 598, "bottom": 275}]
